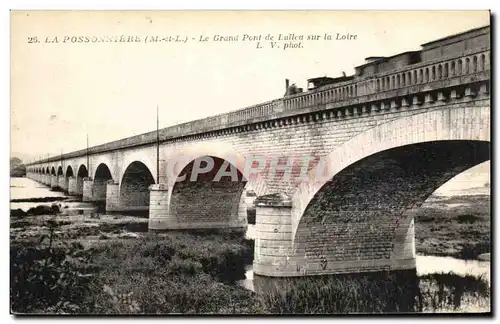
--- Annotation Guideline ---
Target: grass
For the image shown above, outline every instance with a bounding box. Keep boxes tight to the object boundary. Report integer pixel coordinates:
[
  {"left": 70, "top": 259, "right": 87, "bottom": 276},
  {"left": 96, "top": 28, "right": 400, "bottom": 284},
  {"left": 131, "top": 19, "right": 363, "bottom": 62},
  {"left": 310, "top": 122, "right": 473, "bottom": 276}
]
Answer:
[
  {"left": 12, "top": 222, "right": 489, "bottom": 314},
  {"left": 415, "top": 195, "right": 490, "bottom": 260},
  {"left": 85, "top": 235, "right": 262, "bottom": 314},
  {"left": 259, "top": 271, "right": 418, "bottom": 314},
  {"left": 417, "top": 273, "right": 490, "bottom": 312},
  {"left": 10, "top": 220, "right": 263, "bottom": 314},
  {"left": 10, "top": 193, "right": 491, "bottom": 314},
  {"left": 258, "top": 271, "right": 490, "bottom": 314}
]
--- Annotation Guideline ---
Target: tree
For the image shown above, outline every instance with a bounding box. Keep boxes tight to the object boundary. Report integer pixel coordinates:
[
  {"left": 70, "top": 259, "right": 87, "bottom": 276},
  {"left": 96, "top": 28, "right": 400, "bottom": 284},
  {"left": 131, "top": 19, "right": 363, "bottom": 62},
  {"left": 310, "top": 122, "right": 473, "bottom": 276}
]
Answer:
[
  {"left": 11, "top": 157, "right": 22, "bottom": 168},
  {"left": 10, "top": 157, "right": 26, "bottom": 177}
]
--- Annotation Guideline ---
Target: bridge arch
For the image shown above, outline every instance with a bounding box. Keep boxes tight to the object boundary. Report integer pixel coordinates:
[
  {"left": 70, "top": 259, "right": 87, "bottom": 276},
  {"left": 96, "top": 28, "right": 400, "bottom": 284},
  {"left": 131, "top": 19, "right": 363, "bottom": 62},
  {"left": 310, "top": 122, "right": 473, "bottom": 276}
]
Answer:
[
  {"left": 76, "top": 164, "right": 88, "bottom": 196},
  {"left": 119, "top": 161, "right": 155, "bottom": 211},
  {"left": 168, "top": 154, "right": 249, "bottom": 228},
  {"left": 50, "top": 166, "right": 56, "bottom": 175},
  {"left": 93, "top": 163, "right": 113, "bottom": 204},
  {"left": 120, "top": 151, "right": 156, "bottom": 186},
  {"left": 65, "top": 165, "right": 74, "bottom": 191},
  {"left": 66, "top": 165, "right": 74, "bottom": 177},
  {"left": 290, "top": 105, "right": 490, "bottom": 272},
  {"left": 166, "top": 141, "right": 269, "bottom": 196},
  {"left": 161, "top": 141, "right": 268, "bottom": 228}
]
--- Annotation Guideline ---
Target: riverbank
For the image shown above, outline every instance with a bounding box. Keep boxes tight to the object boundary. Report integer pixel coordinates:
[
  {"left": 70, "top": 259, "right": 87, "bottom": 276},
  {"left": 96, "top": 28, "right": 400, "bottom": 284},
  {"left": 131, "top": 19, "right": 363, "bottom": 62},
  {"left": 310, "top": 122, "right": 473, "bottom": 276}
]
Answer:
[
  {"left": 10, "top": 178, "right": 491, "bottom": 314},
  {"left": 416, "top": 194, "right": 490, "bottom": 259},
  {"left": 11, "top": 215, "right": 261, "bottom": 314}
]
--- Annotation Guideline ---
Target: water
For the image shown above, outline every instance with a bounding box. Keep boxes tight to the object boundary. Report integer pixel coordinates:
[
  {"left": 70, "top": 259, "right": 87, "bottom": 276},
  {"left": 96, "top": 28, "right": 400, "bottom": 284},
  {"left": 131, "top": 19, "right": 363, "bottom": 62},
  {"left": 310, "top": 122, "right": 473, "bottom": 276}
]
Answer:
[
  {"left": 10, "top": 177, "right": 65, "bottom": 200},
  {"left": 10, "top": 177, "right": 96, "bottom": 213}
]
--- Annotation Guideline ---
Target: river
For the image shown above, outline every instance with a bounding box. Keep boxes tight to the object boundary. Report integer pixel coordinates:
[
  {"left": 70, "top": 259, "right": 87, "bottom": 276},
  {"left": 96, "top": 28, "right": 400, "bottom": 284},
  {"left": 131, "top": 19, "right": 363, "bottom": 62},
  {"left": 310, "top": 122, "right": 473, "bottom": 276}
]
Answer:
[
  {"left": 10, "top": 177, "right": 96, "bottom": 213},
  {"left": 10, "top": 177, "right": 491, "bottom": 313}
]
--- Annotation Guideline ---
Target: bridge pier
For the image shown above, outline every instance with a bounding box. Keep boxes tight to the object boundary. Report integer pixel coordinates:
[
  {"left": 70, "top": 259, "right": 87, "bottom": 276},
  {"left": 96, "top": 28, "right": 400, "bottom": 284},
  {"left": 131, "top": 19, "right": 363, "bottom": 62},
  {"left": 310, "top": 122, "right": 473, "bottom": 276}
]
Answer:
[
  {"left": 58, "top": 176, "right": 67, "bottom": 192},
  {"left": 67, "top": 177, "right": 79, "bottom": 195},
  {"left": 148, "top": 184, "right": 172, "bottom": 230},
  {"left": 93, "top": 179, "right": 108, "bottom": 203},
  {"left": 149, "top": 179, "right": 247, "bottom": 231},
  {"left": 392, "top": 217, "right": 416, "bottom": 262},
  {"left": 82, "top": 178, "right": 93, "bottom": 202},
  {"left": 50, "top": 175, "right": 58, "bottom": 190},
  {"left": 251, "top": 194, "right": 418, "bottom": 277},
  {"left": 105, "top": 181, "right": 122, "bottom": 212},
  {"left": 253, "top": 193, "right": 295, "bottom": 277},
  {"left": 76, "top": 177, "right": 85, "bottom": 196}
]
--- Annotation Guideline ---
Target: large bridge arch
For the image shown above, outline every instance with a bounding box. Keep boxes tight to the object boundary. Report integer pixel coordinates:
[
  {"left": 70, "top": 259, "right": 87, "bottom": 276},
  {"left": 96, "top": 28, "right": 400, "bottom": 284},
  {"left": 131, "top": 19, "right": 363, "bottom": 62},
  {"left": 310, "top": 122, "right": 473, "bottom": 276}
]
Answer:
[
  {"left": 168, "top": 155, "right": 249, "bottom": 228},
  {"left": 119, "top": 161, "right": 156, "bottom": 211},
  {"left": 292, "top": 105, "right": 490, "bottom": 237},
  {"left": 288, "top": 105, "right": 489, "bottom": 275},
  {"left": 159, "top": 142, "right": 269, "bottom": 229},
  {"left": 93, "top": 163, "right": 114, "bottom": 204},
  {"left": 166, "top": 141, "right": 269, "bottom": 196}
]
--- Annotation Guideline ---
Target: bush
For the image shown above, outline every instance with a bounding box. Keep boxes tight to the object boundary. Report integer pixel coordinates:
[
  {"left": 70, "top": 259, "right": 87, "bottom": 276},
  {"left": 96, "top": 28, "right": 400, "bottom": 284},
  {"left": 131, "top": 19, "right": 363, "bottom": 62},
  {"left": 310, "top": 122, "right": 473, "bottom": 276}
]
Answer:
[
  {"left": 82, "top": 233, "right": 260, "bottom": 314},
  {"left": 10, "top": 219, "right": 95, "bottom": 314},
  {"left": 456, "top": 214, "right": 482, "bottom": 224}
]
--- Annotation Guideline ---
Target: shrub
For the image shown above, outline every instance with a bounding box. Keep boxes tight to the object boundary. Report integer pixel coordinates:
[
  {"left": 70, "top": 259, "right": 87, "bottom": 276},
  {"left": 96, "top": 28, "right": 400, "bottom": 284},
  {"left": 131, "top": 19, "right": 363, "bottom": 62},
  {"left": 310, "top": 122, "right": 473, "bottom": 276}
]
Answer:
[{"left": 10, "top": 219, "right": 95, "bottom": 314}]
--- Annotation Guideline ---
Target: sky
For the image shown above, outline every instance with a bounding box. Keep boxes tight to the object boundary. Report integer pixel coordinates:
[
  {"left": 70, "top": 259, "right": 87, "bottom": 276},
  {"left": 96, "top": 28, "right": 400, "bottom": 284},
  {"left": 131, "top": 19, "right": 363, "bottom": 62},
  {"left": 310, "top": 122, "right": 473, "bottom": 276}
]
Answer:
[{"left": 11, "top": 11, "right": 490, "bottom": 175}]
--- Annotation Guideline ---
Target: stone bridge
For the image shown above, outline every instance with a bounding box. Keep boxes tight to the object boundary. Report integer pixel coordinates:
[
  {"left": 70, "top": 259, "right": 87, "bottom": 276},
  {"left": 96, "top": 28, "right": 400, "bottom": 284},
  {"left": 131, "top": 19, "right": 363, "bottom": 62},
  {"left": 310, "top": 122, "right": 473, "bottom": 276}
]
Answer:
[{"left": 26, "top": 26, "right": 490, "bottom": 277}]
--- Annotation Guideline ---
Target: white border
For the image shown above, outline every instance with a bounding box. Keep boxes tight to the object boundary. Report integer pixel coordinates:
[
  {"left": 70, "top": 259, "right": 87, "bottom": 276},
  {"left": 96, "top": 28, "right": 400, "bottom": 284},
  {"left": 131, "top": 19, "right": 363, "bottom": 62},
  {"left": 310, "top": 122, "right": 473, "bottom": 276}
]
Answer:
[{"left": 2, "top": 1, "right": 498, "bottom": 323}]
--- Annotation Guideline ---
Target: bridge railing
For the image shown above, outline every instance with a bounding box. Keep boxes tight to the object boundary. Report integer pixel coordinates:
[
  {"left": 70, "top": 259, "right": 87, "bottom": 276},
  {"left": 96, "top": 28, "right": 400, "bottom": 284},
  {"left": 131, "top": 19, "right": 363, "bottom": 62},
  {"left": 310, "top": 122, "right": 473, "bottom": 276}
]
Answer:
[
  {"left": 28, "top": 47, "right": 490, "bottom": 165},
  {"left": 282, "top": 46, "right": 490, "bottom": 111}
]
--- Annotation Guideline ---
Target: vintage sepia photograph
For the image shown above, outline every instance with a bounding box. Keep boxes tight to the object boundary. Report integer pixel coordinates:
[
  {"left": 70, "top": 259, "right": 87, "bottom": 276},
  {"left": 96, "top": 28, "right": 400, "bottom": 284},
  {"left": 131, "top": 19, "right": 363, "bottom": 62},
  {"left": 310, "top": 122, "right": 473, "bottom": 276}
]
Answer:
[{"left": 10, "top": 10, "right": 491, "bottom": 315}]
